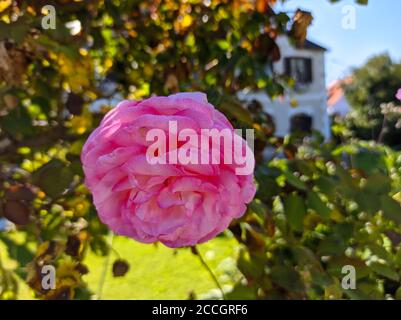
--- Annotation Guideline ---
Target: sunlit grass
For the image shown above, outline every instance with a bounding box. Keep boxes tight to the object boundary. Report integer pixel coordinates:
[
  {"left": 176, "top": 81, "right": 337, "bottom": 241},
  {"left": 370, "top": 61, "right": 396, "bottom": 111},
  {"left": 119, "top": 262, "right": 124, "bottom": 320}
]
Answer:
[
  {"left": 83, "top": 234, "right": 240, "bottom": 300},
  {"left": 1, "top": 231, "right": 240, "bottom": 300}
]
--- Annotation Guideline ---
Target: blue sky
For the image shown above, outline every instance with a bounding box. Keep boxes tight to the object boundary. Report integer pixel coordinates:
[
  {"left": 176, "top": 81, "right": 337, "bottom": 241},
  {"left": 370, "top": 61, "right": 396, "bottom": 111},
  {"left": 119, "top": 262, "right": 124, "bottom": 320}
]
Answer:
[{"left": 276, "top": 0, "right": 401, "bottom": 85}]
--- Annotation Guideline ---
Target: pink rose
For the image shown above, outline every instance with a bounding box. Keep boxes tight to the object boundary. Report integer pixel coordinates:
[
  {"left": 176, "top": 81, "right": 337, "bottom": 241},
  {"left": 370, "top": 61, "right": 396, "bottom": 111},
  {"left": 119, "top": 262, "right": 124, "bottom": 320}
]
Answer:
[
  {"left": 396, "top": 88, "right": 401, "bottom": 101},
  {"left": 81, "top": 92, "right": 256, "bottom": 248}
]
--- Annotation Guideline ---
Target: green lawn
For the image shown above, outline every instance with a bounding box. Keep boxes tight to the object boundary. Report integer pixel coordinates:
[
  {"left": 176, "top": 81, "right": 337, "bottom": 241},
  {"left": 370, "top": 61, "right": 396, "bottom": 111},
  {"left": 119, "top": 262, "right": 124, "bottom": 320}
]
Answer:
[
  {"left": 1, "top": 231, "right": 241, "bottom": 300},
  {"left": 84, "top": 234, "right": 240, "bottom": 300}
]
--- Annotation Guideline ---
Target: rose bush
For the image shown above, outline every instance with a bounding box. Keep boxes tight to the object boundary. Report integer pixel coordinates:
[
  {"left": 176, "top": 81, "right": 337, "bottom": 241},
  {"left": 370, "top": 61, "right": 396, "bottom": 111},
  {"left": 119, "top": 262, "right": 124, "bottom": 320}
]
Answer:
[
  {"left": 3, "top": 0, "right": 388, "bottom": 300},
  {"left": 81, "top": 92, "right": 256, "bottom": 248}
]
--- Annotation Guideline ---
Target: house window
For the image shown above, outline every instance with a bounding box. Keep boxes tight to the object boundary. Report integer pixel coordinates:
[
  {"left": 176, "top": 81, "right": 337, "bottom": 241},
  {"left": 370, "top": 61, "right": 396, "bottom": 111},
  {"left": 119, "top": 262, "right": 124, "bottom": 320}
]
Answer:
[
  {"left": 284, "top": 57, "right": 313, "bottom": 84},
  {"left": 290, "top": 113, "right": 313, "bottom": 134}
]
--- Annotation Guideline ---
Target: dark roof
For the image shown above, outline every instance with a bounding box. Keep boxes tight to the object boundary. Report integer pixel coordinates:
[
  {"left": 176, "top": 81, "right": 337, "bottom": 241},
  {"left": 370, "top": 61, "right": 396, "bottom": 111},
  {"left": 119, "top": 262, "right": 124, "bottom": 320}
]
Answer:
[{"left": 296, "top": 39, "right": 327, "bottom": 51}]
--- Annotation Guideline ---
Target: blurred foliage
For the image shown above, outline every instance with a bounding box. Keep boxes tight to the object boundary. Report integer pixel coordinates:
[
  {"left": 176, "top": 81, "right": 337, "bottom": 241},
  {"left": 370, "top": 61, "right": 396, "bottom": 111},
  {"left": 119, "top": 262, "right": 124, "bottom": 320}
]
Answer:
[
  {"left": 1, "top": 0, "right": 400, "bottom": 301},
  {"left": 229, "top": 137, "right": 401, "bottom": 299},
  {"left": 343, "top": 54, "right": 401, "bottom": 148}
]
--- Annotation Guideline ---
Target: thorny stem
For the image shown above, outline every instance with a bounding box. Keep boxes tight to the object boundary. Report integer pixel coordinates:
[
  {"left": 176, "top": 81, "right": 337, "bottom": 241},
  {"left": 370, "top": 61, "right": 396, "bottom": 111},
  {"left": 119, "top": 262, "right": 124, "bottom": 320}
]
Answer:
[{"left": 193, "top": 245, "right": 226, "bottom": 300}]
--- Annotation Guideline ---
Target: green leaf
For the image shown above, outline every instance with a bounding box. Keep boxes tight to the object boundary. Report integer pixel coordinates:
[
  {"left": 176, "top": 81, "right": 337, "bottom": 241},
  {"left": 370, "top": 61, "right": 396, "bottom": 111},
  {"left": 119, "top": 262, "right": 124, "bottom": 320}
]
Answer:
[
  {"left": 355, "top": 191, "right": 381, "bottom": 214},
  {"left": 32, "top": 159, "right": 74, "bottom": 198},
  {"left": 270, "top": 266, "right": 305, "bottom": 293},
  {"left": 225, "top": 283, "right": 257, "bottom": 300},
  {"left": 283, "top": 194, "right": 306, "bottom": 231},
  {"left": 292, "top": 246, "right": 321, "bottom": 268},
  {"left": 0, "top": 106, "right": 34, "bottom": 138},
  {"left": 335, "top": 165, "right": 357, "bottom": 197},
  {"left": 369, "top": 244, "right": 391, "bottom": 261},
  {"left": 237, "top": 249, "right": 265, "bottom": 280},
  {"left": 380, "top": 195, "right": 401, "bottom": 224},
  {"left": 306, "top": 191, "right": 331, "bottom": 219},
  {"left": 293, "top": 160, "right": 316, "bottom": 177},
  {"left": 311, "top": 270, "right": 333, "bottom": 286},
  {"left": 89, "top": 236, "right": 110, "bottom": 256},
  {"left": 369, "top": 262, "right": 400, "bottom": 281},
  {"left": 0, "top": 19, "right": 30, "bottom": 43},
  {"left": 344, "top": 285, "right": 378, "bottom": 300},
  {"left": 353, "top": 150, "right": 387, "bottom": 175},
  {"left": 395, "top": 287, "right": 401, "bottom": 300},
  {"left": 218, "top": 96, "right": 253, "bottom": 125},
  {"left": 315, "top": 176, "right": 336, "bottom": 199},
  {"left": 318, "top": 234, "right": 347, "bottom": 256},
  {"left": 363, "top": 172, "right": 391, "bottom": 195},
  {"left": 283, "top": 171, "right": 307, "bottom": 191}
]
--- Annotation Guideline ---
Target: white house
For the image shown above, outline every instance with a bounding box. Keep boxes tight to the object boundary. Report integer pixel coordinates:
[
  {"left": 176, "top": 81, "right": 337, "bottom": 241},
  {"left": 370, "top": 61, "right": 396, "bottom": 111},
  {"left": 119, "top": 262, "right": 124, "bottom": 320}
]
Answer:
[
  {"left": 239, "top": 35, "right": 330, "bottom": 140},
  {"left": 327, "top": 77, "right": 351, "bottom": 117}
]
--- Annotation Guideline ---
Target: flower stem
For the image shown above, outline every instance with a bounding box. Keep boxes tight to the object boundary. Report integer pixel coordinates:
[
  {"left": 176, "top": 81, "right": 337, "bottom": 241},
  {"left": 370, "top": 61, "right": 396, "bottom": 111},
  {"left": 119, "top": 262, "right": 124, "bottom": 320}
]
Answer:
[
  {"left": 193, "top": 245, "right": 226, "bottom": 300},
  {"left": 96, "top": 232, "right": 114, "bottom": 300}
]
